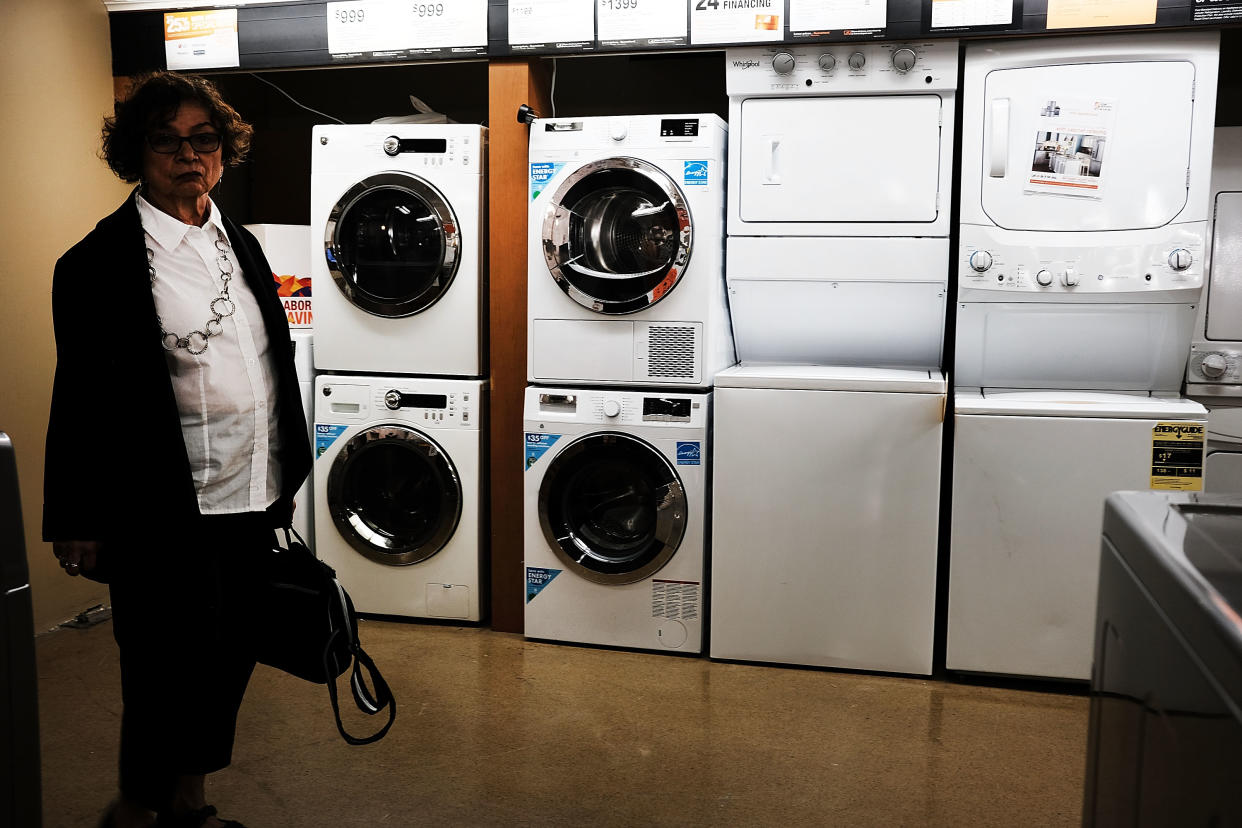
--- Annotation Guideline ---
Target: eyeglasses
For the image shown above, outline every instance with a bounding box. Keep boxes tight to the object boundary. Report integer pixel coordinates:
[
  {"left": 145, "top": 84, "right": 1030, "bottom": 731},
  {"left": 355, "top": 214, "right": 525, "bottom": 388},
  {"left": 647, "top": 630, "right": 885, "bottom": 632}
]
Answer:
[{"left": 146, "top": 132, "right": 222, "bottom": 154}]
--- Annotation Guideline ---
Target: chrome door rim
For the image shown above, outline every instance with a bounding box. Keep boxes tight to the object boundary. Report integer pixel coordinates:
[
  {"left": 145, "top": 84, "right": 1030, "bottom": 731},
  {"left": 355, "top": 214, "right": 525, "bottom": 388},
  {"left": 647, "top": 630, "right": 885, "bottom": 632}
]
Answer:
[
  {"left": 541, "top": 157, "right": 692, "bottom": 315},
  {"left": 327, "top": 424, "right": 462, "bottom": 566},
  {"left": 537, "top": 431, "right": 687, "bottom": 585},
  {"left": 324, "top": 171, "right": 461, "bottom": 318}
]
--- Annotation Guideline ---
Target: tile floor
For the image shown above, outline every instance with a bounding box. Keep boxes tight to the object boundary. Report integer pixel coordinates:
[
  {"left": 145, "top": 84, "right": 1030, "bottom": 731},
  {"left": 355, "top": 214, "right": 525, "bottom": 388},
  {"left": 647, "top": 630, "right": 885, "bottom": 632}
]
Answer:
[{"left": 37, "top": 619, "right": 1088, "bottom": 827}]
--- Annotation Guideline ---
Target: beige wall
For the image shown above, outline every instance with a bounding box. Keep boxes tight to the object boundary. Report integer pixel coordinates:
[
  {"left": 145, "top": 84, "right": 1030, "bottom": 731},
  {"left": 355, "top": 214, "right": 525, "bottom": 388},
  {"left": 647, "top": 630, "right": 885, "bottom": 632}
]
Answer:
[{"left": 1, "top": 0, "right": 130, "bottom": 629}]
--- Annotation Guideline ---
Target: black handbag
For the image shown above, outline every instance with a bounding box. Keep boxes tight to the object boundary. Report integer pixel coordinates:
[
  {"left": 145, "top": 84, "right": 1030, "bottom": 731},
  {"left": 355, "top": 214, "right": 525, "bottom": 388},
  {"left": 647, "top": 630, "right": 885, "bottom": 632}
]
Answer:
[{"left": 254, "top": 528, "right": 396, "bottom": 745}]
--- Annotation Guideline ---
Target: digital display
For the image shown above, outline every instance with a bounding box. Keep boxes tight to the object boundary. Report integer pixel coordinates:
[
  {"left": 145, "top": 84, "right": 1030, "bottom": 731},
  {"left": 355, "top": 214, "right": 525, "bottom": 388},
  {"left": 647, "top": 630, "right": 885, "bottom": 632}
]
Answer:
[
  {"left": 660, "top": 119, "right": 700, "bottom": 138},
  {"left": 643, "top": 397, "right": 692, "bottom": 420},
  {"left": 398, "top": 392, "right": 448, "bottom": 409},
  {"left": 399, "top": 138, "right": 448, "bottom": 154}
]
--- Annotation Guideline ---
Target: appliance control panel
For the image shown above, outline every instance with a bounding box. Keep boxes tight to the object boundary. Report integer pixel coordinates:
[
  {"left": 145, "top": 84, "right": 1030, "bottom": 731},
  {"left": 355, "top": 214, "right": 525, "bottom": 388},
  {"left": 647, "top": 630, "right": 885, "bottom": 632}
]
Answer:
[
  {"left": 534, "top": 391, "right": 708, "bottom": 427},
  {"left": 726, "top": 41, "right": 958, "bottom": 96},
  {"left": 311, "top": 383, "right": 479, "bottom": 427},
  {"left": 958, "top": 229, "right": 1205, "bottom": 296},
  {"left": 1188, "top": 343, "right": 1242, "bottom": 385}
]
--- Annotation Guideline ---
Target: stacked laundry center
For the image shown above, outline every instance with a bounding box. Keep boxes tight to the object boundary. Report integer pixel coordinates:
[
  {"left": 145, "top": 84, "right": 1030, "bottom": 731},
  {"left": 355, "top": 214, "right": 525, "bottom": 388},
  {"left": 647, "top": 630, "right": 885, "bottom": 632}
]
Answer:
[
  {"left": 946, "top": 33, "right": 1221, "bottom": 681},
  {"left": 709, "top": 41, "right": 960, "bottom": 676},
  {"left": 308, "top": 124, "right": 489, "bottom": 622},
  {"left": 522, "top": 114, "right": 732, "bottom": 653}
]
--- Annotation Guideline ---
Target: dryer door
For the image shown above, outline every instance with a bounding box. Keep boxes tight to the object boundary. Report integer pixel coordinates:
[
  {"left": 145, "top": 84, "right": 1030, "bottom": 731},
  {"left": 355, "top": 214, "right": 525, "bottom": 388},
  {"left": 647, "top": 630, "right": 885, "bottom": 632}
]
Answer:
[
  {"left": 324, "top": 172, "right": 461, "bottom": 317},
  {"left": 541, "top": 158, "right": 691, "bottom": 315},
  {"left": 327, "top": 425, "right": 462, "bottom": 565},
  {"left": 538, "top": 432, "right": 687, "bottom": 585}
]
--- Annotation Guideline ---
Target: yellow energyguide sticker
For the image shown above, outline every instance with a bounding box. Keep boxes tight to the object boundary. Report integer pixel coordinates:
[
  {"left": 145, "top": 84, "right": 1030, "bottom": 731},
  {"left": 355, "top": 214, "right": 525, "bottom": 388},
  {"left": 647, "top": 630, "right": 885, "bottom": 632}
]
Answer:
[{"left": 1150, "top": 421, "right": 1205, "bottom": 491}]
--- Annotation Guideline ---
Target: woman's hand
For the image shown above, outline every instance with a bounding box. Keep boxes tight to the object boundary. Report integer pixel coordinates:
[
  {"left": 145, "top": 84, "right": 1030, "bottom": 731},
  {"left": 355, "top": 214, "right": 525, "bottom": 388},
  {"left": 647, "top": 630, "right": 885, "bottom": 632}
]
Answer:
[{"left": 52, "top": 540, "right": 100, "bottom": 577}]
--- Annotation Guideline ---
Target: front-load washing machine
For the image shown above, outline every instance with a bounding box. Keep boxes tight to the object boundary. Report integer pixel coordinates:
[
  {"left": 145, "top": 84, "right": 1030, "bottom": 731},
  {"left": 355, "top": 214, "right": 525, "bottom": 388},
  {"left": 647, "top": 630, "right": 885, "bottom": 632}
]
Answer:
[
  {"left": 1187, "top": 127, "right": 1242, "bottom": 493},
  {"left": 311, "top": 124, "right": 485, "bottom": 377},
  {"left": 527, "top": 114, "right": 732, "bottom": 388},
  {"left": 523, "top": 386, "right": 710, "bottom": 652},
  {"left": 314, "top": 375, "right": 484, "bottom": 620}
]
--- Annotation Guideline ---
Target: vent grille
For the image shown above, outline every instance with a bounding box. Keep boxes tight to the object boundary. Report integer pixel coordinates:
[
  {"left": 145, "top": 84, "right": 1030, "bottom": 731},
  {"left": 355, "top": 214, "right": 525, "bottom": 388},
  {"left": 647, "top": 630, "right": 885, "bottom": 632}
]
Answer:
[{"left": 647, "top": 326, "right": 697, "bottom": 379}]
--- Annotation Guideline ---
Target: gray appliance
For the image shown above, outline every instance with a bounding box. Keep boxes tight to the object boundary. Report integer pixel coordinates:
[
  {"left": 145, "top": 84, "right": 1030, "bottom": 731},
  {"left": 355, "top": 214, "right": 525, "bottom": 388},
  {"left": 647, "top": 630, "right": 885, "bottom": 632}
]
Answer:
[
  {"left": 1, "top": 432, "right": 41, "bottom": 826},
  {"left": 1085, "top": 491, "right": 1242, "bottom": 826}
]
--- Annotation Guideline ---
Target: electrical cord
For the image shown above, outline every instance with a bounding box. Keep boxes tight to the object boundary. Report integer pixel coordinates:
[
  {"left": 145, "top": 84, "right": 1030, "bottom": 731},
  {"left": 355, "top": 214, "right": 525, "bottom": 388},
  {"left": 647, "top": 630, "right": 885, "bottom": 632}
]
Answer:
[{"left": 247, "top": 72, "right": 346, "bottom": 125}]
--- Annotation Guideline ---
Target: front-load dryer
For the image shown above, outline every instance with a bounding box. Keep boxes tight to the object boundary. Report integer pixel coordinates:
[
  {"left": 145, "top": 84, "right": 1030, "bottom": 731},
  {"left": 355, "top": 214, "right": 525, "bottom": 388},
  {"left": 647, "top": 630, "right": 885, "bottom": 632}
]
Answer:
[
  {"left": 523, "top": 386, "right": 710, "bottom": 652},
  {"left": 311, "top": 124, "right": 485, "bottom": 377},
  {"left": 314, "top": 375, "right": 484, "bottom": 620},
  {"left": 527, "top": 114, "right": 732, "bottom": 388}
]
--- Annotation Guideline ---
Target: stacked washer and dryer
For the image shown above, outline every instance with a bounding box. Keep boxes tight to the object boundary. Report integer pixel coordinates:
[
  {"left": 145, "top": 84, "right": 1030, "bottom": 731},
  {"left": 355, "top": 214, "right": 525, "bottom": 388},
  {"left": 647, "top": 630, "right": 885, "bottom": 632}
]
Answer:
[
  {"left": 710, "top": 42, "right": 959, "bottom": 676},
  {"left": 309, "top": 124, "right": 489, "bottom": 622},
  {"left": 522, "top": 114, "right": 731, "bottom": 653},
  {"left": 1186, "top": 126, "right": 1242, "bottom": 492},
  {"left": 947, "top": 34, "right": 1221, "bottom": 681}
]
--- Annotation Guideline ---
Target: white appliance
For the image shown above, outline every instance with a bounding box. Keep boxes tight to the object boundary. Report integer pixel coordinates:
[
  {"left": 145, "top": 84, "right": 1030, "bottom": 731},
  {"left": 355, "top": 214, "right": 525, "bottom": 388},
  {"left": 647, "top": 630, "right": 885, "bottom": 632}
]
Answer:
[
  {"left": 527, "top": 115, "right": 732, "bottom": 388},
  {"left": 313, "top": 375, "right": 484, "bottom": 620},
  {"left": 523, "top": 386, "right": 709, "bottom": 652},
  {"left": 710, "top": 364, "right": 944, "bottom": 675},
  {"left": 291, "top": 331, "right": 315, "bottom": 547},
  {"left": 948, "top": 32, "right": 1220, "bottom": 681},
  {"left": 956, "top": 33, "right": 1219, "bottom": 392},
  {"left": 310, "top": 124, "right": 485, "bottom": 376},
  {"left": 724, "top": 41, "right": 958, "bottom": 365},
  {"left": 1187, "top": 127, "right": 1242, "bottom": 493},
  {"left": 949, "top": 390, "right": 1208, "bottom": 680}
]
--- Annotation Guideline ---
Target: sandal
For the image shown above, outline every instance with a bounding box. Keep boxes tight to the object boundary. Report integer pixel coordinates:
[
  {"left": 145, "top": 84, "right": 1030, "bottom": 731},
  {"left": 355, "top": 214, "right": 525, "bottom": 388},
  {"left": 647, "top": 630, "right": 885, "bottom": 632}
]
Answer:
[{"left": 156, "top": 804, "right": 247, "bottom": 828}]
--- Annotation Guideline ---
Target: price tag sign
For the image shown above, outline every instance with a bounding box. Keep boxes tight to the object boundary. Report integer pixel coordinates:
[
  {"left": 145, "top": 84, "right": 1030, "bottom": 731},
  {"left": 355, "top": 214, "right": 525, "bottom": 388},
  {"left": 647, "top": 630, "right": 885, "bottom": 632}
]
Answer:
[
  {"left": 597, "top": 0, "right": 688, "bottom": 47},
  {"left": 790, "top": 0, "right": 886, "bottom": 33},
  {"left": 327, "top": 0, "right": 487, "bottom": 59},
  {"left": 689, "top": 0, "right": 783, "bottom": 45},
  {"left": 509, "top": 0, "right": 595, "bottom": 50},
  {"left": 164, "top": 9, "right": 240, "bottom": 70}
]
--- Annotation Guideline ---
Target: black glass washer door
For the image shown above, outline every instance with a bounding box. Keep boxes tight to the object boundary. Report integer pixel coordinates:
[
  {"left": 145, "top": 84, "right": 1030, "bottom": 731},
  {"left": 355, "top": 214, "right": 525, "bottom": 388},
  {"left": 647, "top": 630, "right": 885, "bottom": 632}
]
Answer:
[
  {"left": 541, "top": 157, "right": 692, "bottom": 315},
  {"left": 327, "top": 425, "right": 462, "bottom": 566},
  {"left": 538, "top": 432, "right": 687, "bottom": 585},
  {"left": 325, "top": 172, "right": 460, "bottom": 318}
]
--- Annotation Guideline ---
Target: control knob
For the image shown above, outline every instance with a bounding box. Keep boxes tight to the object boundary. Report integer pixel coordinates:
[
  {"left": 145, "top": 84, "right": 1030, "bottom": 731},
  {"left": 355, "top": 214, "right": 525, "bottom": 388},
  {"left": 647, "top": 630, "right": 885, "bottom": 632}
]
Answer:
[
  {"left": 969, "top": 250, "right": 993, "bottom": 272},
  {"left": 603, "top": 400, "right": 621, "bottom": 418},
  {"left": 385, "top": 390, "right": 402, "bottom": 410},
  {"left": 1200, "top": 353, "right": 1229, "bottom": 379},
  {"left": 892, "top": 48, "right": 917, "bottom": 73},
  {"left": 818, "top": 53, "right": 837, "bottom": 72},
  {"left": 1168, "top": 248, "right": 1193, "bottom": 271},
  {"left": 772, "top": 52, "right": 796, "bottom": 75},
  {"left": 1061, "top": 267, "right": 1079, "bottom": 287},
  {"left": 1036, "top": 270, "right": 1054, "bottom": 287},
  {"left": 382, "top": 136, "right": 401, "bottom": 157},
  {"left": 848, "top": 52, "right": 866, "bottom": 70},
  {"left": 609, "top": 121, "right": 628, "bottom": 142}
]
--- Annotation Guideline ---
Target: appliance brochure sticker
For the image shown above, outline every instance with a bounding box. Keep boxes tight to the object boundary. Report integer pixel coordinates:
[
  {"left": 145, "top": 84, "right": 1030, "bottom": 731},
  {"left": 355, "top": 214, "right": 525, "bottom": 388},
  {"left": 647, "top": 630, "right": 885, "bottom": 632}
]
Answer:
[
  {"left": 525, "top": 433, "right": 561, "bottom": 469},
  {"left": 273, "top": 274, "right": 313, "bottom": 328},
  {"left": 1150, "top": 422, "right": 1205, "bottom": 491},
  {"left": 690, "top": 0, "right": 783, "bottom": 45},
  {"left": 526, "top": 567, "right": 561, "bottom": 603},
  {"left": 164, "top": 9, "right": 239, "bottom": 70},
  {"left": 792, "top": 0, "right": 887, "bottom": 32},
  {"left": 676, "top": 442, "right": 701, "bottom": 465},
  {"left": 315, "top": 424, "right": 349, "bottom": 459},
  {"left": 1025, "top": 96, "right": 1116, "bottom": 200},
  {"left": 530, "top": 162, "right": 564, "bottom": 200},
  {"left": 683, "top": 161, "right": 709, "bottom": 186},
  {"left": 508, "top": 0, "right": 594, "bottom": 50}
]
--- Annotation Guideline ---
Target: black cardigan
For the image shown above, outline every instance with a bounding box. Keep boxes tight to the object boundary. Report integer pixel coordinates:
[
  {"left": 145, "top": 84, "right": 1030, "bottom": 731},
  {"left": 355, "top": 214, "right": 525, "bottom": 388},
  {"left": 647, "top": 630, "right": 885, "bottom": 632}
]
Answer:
[{"left": 42, "top": 192, "right": 312, "bottom": 541}]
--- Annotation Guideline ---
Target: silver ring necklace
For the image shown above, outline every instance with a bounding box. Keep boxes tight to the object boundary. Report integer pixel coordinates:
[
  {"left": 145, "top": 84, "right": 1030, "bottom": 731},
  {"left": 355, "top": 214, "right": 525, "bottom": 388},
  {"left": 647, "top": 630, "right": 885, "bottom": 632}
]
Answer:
[{"left": 147, "top": 228, "right": 237, "bottom": 355}]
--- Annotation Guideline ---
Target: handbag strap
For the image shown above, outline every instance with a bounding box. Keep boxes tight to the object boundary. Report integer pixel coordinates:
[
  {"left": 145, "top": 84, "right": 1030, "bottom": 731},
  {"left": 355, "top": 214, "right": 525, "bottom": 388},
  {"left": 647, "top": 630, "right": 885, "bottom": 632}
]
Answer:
[{"left": 323, "top": 629, "right": 396, "bottom": 745}]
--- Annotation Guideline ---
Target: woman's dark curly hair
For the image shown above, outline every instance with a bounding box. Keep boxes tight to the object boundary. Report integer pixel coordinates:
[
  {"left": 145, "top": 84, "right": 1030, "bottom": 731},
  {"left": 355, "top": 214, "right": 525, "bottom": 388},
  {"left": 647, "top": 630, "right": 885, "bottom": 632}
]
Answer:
[{"left": 101, "top": 72, "right": 253, "bottom": 183}]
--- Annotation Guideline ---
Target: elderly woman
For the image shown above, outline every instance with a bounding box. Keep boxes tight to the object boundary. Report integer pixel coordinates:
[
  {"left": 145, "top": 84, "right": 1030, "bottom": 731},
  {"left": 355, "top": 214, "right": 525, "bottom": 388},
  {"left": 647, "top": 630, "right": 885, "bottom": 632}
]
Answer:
[{"left": 43, "top": 73, "right": 311, "bottom": 828}]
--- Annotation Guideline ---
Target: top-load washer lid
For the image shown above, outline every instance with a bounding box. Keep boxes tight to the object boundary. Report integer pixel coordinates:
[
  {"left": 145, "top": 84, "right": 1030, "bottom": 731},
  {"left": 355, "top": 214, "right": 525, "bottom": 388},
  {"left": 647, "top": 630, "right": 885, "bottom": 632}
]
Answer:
[
  {"left": 716, "top": 363, "right": 946, "bottom": 394},
  {"left": 537, "top": 431, "right": 687, "bottom": 586},
  {"left": 326, "top": 424, "right": 463, "bottom": 566},
  {"left": 957, "top": 388, "right": 1208, "bottom": 419},
  {"left": 324, "top": 172, "right": 460, "bottom": 318},
  {"left": 541, "top": 157, "right": 691, "bottom": 315},
  {"left": 980, "top": 60, "right": 1199, "bottom": 232}
]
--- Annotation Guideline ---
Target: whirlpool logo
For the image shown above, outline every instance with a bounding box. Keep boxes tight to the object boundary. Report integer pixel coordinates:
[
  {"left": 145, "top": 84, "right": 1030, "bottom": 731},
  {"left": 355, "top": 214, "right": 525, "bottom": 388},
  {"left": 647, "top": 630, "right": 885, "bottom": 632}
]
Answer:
[
  {"left": 732, "top": 59, "right": 761, "bottom": 69},
  {"left": 676, "top": 442, "right": 701, "bottom": 465}
]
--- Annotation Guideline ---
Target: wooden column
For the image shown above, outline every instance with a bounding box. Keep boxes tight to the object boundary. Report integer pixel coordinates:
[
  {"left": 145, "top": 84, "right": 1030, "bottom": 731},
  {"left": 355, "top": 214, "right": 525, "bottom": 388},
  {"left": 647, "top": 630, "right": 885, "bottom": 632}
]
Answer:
[{"left": 487, "top": 59, "right": 550, "bottom": 633}]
